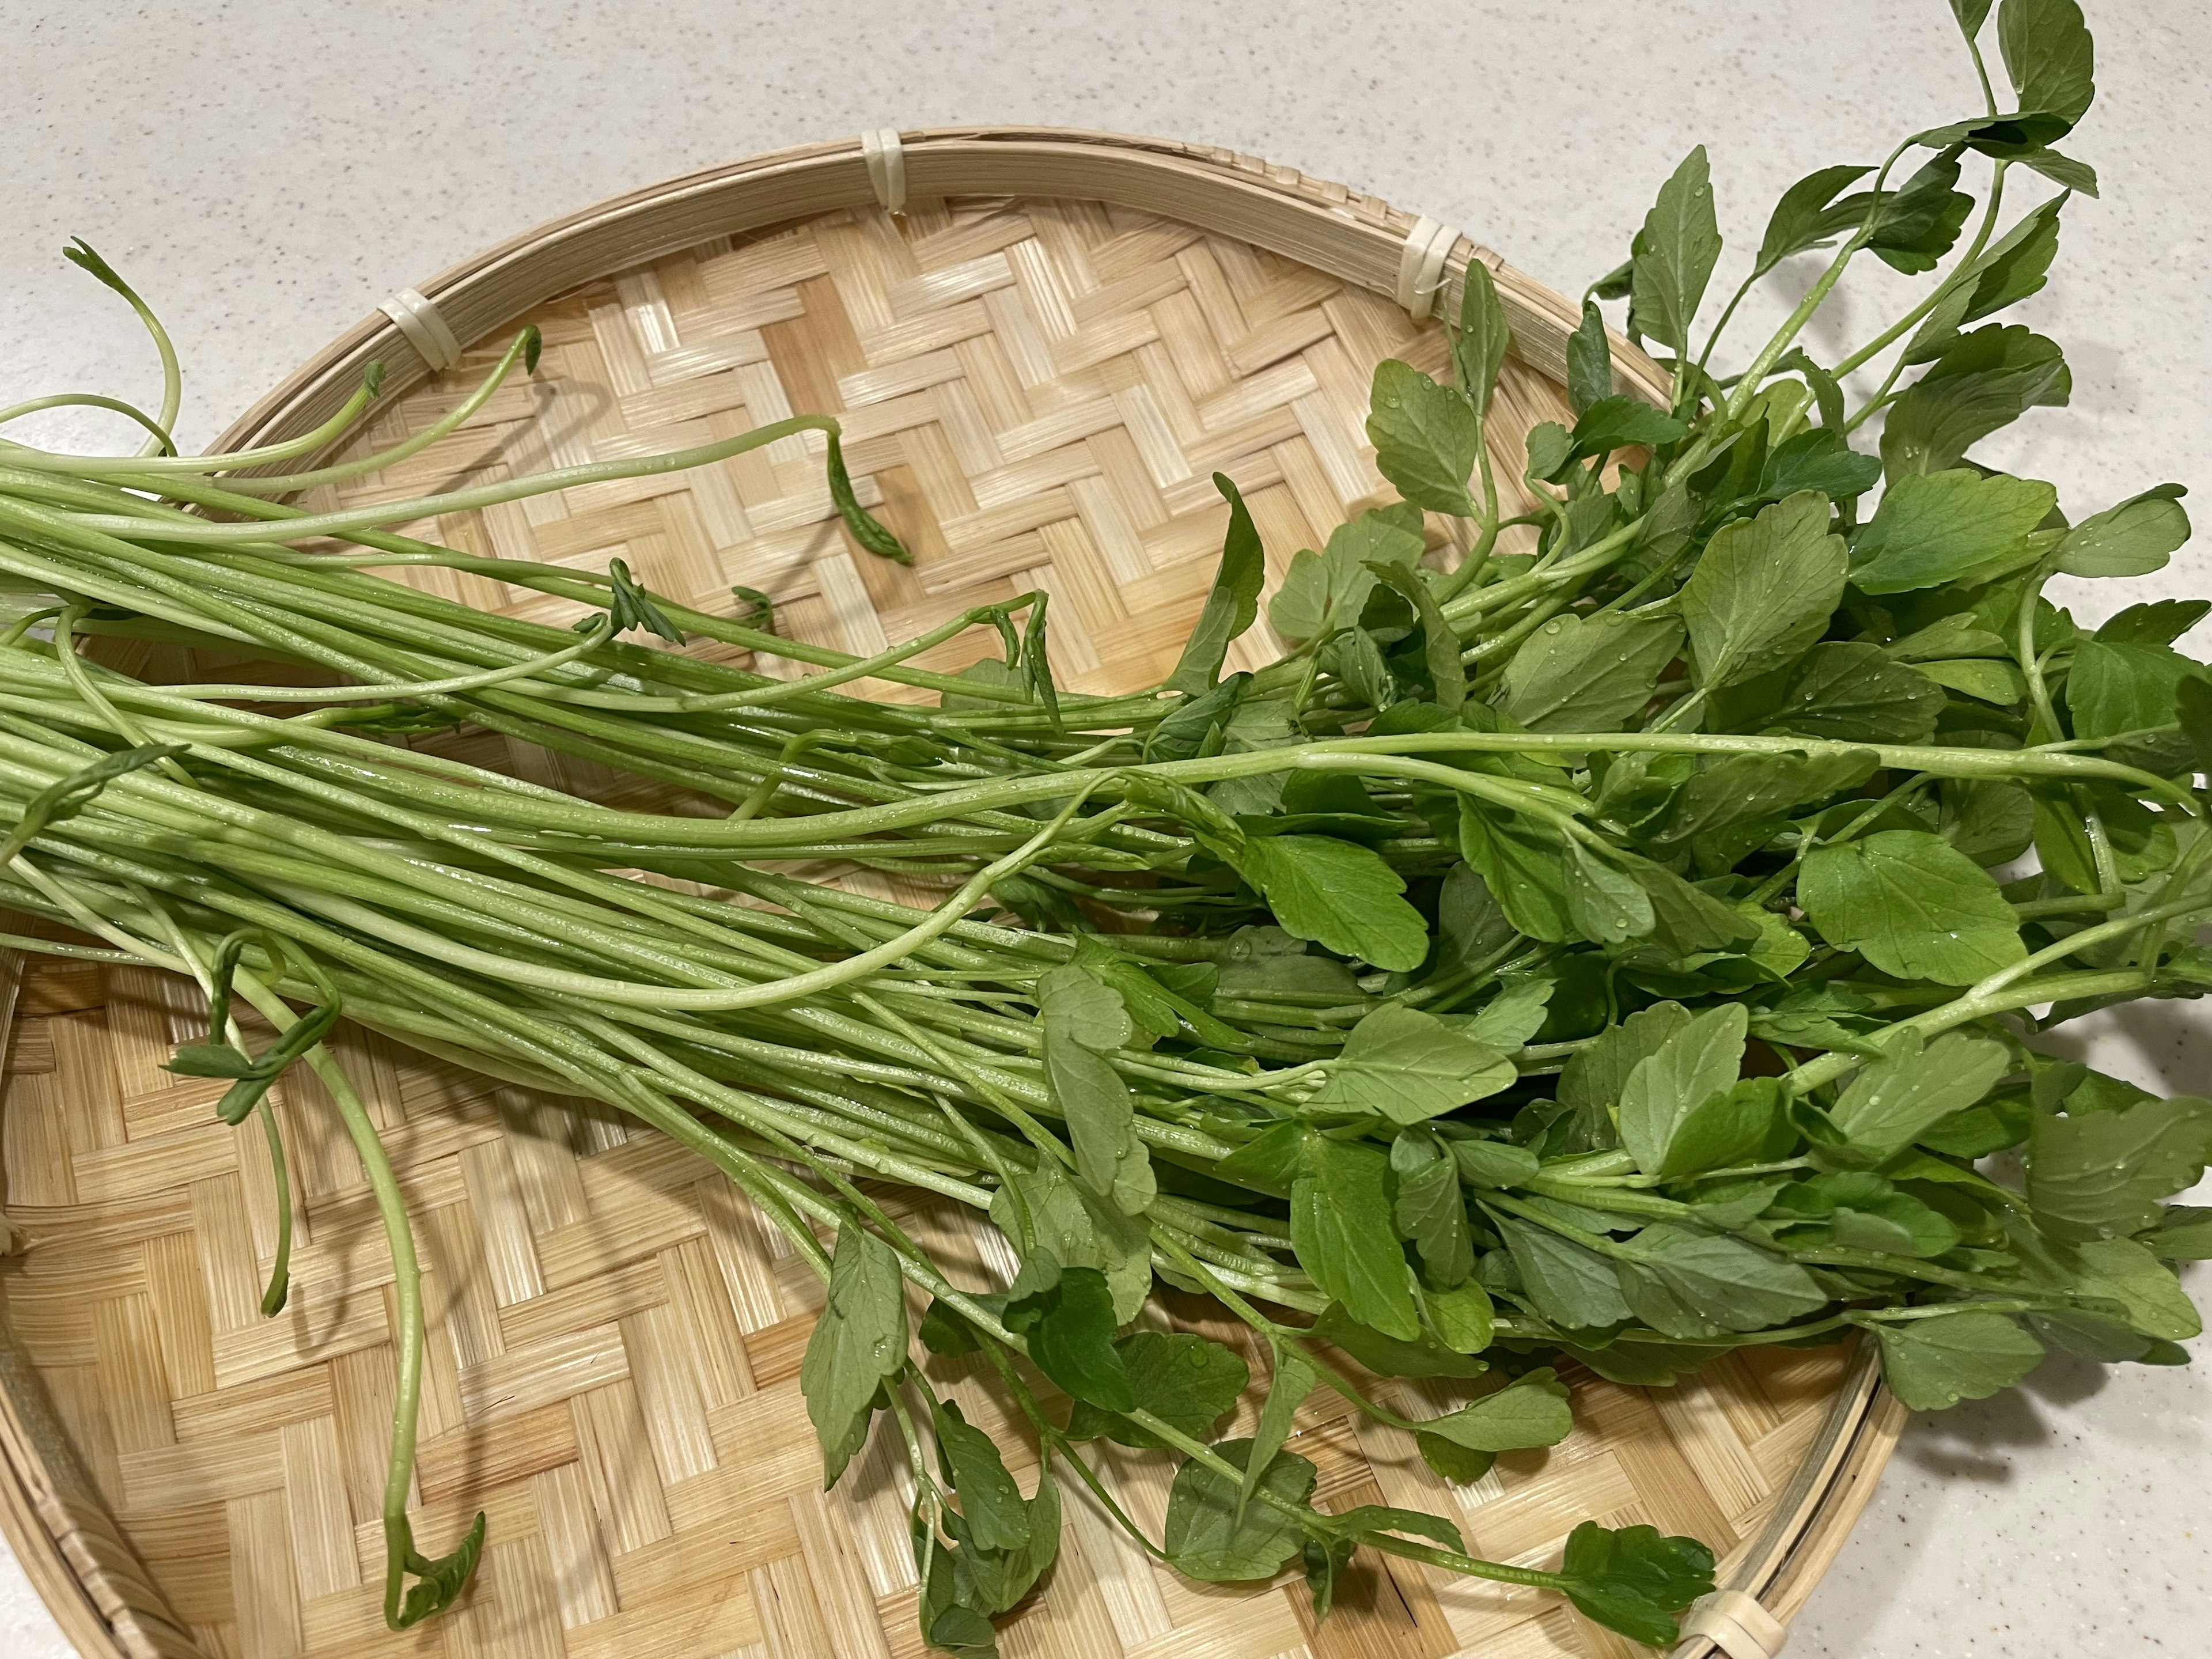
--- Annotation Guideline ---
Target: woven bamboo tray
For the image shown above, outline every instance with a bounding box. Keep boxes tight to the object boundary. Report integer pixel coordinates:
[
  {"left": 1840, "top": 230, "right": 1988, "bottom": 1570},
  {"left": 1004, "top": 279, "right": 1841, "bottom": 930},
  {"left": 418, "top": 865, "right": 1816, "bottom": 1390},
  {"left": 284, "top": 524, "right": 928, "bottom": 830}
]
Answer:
[{"left": 0, "top": 129, "right": 1907, "bottom": 1659}]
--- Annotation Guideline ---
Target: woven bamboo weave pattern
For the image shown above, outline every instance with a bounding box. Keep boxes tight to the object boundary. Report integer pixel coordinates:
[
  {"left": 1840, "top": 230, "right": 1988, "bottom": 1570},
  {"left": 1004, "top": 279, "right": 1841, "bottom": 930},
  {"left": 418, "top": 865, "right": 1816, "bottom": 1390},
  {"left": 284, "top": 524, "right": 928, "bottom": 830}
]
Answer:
[{"left": 1, "top": 187, "right": 1873, "bottom": 1659}]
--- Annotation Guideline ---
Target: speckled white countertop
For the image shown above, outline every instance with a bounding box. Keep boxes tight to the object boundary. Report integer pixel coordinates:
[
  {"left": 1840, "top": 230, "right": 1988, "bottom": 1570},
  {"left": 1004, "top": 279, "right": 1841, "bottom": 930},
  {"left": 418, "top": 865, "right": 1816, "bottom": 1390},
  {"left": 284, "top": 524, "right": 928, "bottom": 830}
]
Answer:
[{"left": 4, "top": 2, "right": 2208, "bottom": 1653}]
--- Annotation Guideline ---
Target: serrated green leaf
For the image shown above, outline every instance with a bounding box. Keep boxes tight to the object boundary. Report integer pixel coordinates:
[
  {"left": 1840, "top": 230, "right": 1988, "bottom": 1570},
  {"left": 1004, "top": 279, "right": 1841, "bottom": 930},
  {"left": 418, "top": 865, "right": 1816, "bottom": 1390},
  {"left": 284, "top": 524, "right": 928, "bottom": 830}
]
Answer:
[
  {"left": 1164, "top": 1441, "right": 1316, "bottom": 1582},
  {"left": 800, "top": 1224, "right": 908, "bottom": 1486},
  {"left": 1455, "top": 259, "right": 1512, "bottom": 419},
  {"left": 1559, "top": 1521, "right": 1717, "bottom": 1648},
  {"left": 1618, "top": 1003, "right": 1748, "bottom": 1176},
  {"left": 1495, "top": 611, "right": 1683, "bottom": 733},
  {"left": 1267, "top": 503, "right": 1425, "bottom": 644},
  {"left": 1852, "top": 468, "right": 2059, "bottom": 593},
  {"left": 2028, "top": 1094, "right": 2212, "bottom": 1242},
  {"left": 1755, "top": 164, "right": 1876, "bottom": 275},
  {"left": 1630, "top": 147, "right": 1723, "bottom": 358},
  {"left": 1999, "top": 0, "right": 2095, "bottom": 123},
  {"left": 1392, "top": 1128, "right": 1476, "bottom": 1286},
  {"left": 1367, "top": 360, "right": 1480, "bottom": 515},
  {"left": 1168, "top": 473, "right": 1268, "bottom": 691},
  {"left": 2055, "top": 483, "right": 2190, "bottom": 578},
  {"left": 1873, "top": 1309, "right": 2044, "bottom": 1408},
  {"left": 1066, "top": 1331, "right": 1248, "bottom": 1448},
  {"left": 1293, "top": 1139, "right": 1421, "bottom": 1340},
  {"left": 1236, "top": 834, "right": 1429, "bottom": 971},
  {"left": 1800, "top": 829, "right": 2027, "bottom": 984},
  {"left": 1679, "top": 490, "right": 1846, "bottom": 687}
]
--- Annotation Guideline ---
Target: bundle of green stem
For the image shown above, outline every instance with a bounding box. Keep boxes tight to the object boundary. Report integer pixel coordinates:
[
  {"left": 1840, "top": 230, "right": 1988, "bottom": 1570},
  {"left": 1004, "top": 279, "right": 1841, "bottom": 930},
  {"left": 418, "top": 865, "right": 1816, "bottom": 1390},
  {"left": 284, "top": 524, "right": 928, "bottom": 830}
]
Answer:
[{"left": 5, "top": 2, "right": 2211, "bottom": 1650}]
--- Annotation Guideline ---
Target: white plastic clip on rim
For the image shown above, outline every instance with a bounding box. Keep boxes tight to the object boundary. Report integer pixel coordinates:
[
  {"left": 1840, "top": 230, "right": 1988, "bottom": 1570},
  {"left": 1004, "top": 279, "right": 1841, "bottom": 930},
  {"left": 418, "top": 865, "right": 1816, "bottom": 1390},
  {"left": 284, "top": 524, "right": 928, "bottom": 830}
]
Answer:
[
  {"left": 861, "top": 128, "right": 908, "bottom": 214},
  {"left": 1395, "top": 215, "right": 1460, "bottom": 321},
  {"left": 377, "top": 287, "right": 464, "bottom": 374},
  {"left": 1676, "top": 1590, "right": 1789, "bottom": 1659}
]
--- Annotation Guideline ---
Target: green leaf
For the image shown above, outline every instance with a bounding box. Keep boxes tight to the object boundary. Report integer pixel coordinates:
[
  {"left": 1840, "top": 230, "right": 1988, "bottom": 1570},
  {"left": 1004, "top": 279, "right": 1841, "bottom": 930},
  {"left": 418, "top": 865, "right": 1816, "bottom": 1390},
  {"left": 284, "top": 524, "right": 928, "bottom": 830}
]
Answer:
[
  {"left": 1419, "top": 1368, "right": 1574, "bottom": 1455},
  {"left": 1872, "top": 1310, "right": 2045, "bottom": 1409},
  {"left": 1566, "top": 298, "right": 1611, "bottom": 418},
  {"left": 1760, "top": 426, "right": 1883, "bottom": 502},
  {"left": 2071, "top": 1237, "right": 2201, "bottom": 1341},
  {"left": 1852, "top": 468, "right": 2059, "bottom": 593},
  {"left": 1755, "top": 164, "right": 1876, "bottom": 275},
  {"left": 934, "top": 1399, "right": 1030, "bottom": 1551},
  {"left": 395, "top": 1511, "right": 487, "bottom": 1628},
  {"left": 1524, "top": 421, "right": 1576, "bottom": 483},
  {"left": 1679, "top": 490, "right": 1847, "bottom": 687},
  {"left": 1492, "top": 1214, "right": 1633, "bottom": 1330},
  {"left": 1962, "top": 195, "right": 2066, "bottom": 325},
  {"left": 1830, "top": 1029, "right": 2010, "bottom": 1158},
  {"left": 1800, "top": 829, "right": 2027, "bottom": 984},
  {"left": 825, "top": 431, "right": 911, "bottom": 563},
  {"left": 1559, "top": 1521, "right": 1717, "bottom": 1649},
  {"left": 1450, "top": 1137, "right": 1542, "bottom": 1189},
  {"left": 1006, "top": 1263, "right": 1131, "bottom": 1411},
  {"left": 1367, "top": 360, "right": 1480, "bottom": 516},
  {"left": 2067, "top": 634, "right": 2207, "bottom": 745},
  {"left": 1998, "top": 0, "right": 2095, "bottom": 123},
  {"left": 1236, "top": 834, "right": 1429, "bottom": 971},
  {"left": 1168, "top": 473, "right": 1267, "bottom": 691},
  {"left": 989, "top": 1160, "right": 1152, "bottom": 1323},
  {"left": 1496, "top": 611, "right": 1683, "bottom": 733},
  {"left": 2028, "top": 1094, "right": 2212, "bottom": 1242},
  {"left": 1570, "top": 395, "right": 1688, "bottom": 457},
  {"left": 1618, "top": 1003, "right": 1747, "bottom": 1176},
  {"left": 1217, "top": 926, "right": 1362, "bottom": 1003},
  {"left": 1310, "top": 1301, "right": 1487, "bottom": 1378},
  {"left": 1649, "top": 748, "right": 1879, "bottom": 846},
  {"left": 800, "top": 1224, "right": 909, "bottom": 1486},
  {"left": 944, "top": 1471, "right": 1061, "bottom": 1617},
  {"left": 1881, "top": 327, "right": 2070, "bottom": 477},
  {"left": 1455, "top": 259, "right": 1512, "bottom": 419},
  {"left": 1565, "top": 841, "right": 1656, "bottom": 946},
  {"left": 2145, "top": 1207, "right": 2212, "bottom": 1262},
  {"left": 1066, "top": 1332, "right": 1249, "bottom": 1449},
  {"left": 1163, "top": 1440, "right": 1317, "bottom": 1582},
  {"left": 1293, "top": 1138, "right": 1421, "bottom": 1340},
  {"left": 920, "top": 1297, "right": 983, "bottom": 1358},
  {"left": 1457, "top": 799, "right": 1572, "bottom": 943},
  {"left": 1439, "top": 863, "right": 1520, "bottom": 971},
  {"left": 1425, "top": 1278, "right": 1497, "bottom": 1354},
  {"left": 1237, "top": 1345, "right": 1317, "bottom": 1523},
  {"left": 1037, "top": 970, "right": 1154, "bottom": 1217},
  {"left": 1458, "top": 976, "right": 1555, "bottom": 1050},
  {"left": 1620, "top": 1224, "right": 1828, "bottom": 1332},
  {"left": 1392, "top": 1128, "right": 1476, "bottom": 1286},
  {"left": 2055, "top": 483, "right": 2190, "bottom": 578},
  {"left": 1865, "top": 148, "right": 1974, "bottom": 275},
  {"left": 1267, "top": 503, "right": 1425, "bottom": 645},
  {"left": 1658, "top": 1078, "right": 1788, "bottom": 1179},
  {"left": 1630, "top": 147, "right": 1723, "bottom": 358},
  {"left": 913, "top": 1516, "right": 999, "bottom": 1656},
  {"left": 1718, "top": 641, "right": 1945, "bottom": 744},
  {"left": 1559, "top": 1002, "right": 1693, "bottom": 1151},
  {"left": 1366, "top": 560, "right": 1467, "bottom": 710},
  {"left": 1332, "top": 1505, "right": 1467, "bottom": 1553}
]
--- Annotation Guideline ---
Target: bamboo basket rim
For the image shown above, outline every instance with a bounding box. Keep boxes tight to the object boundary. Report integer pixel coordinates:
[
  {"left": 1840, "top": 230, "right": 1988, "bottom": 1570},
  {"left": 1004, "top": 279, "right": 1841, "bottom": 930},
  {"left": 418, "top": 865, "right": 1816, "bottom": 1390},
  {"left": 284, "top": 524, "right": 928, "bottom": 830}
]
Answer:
[{"left": 0, "top": 125, "right": 1907, "bottom": 1659}]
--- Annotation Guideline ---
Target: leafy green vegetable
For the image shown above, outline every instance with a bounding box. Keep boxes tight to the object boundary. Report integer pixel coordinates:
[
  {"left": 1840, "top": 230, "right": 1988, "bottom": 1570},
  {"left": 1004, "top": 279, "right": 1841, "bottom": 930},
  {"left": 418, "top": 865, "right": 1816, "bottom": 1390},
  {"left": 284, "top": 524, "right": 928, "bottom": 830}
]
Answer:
[
  {"left": 800, "top": 1225, "right": 908, "bottom": 1486},
  {"left": 1294, "top": 1138, "right": 1422, "bottom": 1340},
  {"left": 1679, "top": 490, "right": 1846, "bottom": 687},
  {"left": 1872, "top": 1310, "right": 2046, "bottom": 1409},
  {"left": 1800, "top": 830, "right": 2026, "bottom": 983},
  {"left": 1164, "top": 1441, "right": 1317, "bottom": 1581},
  {"left": 1367, "top": 360, "right": 1481, "bottom": 516},
  {"left": 1066, "top": 1332, "right": 1249, "bottom": 1448}
]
